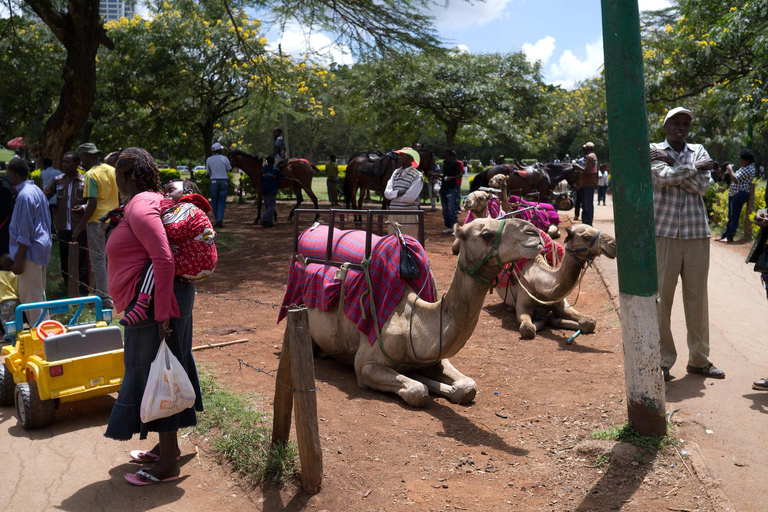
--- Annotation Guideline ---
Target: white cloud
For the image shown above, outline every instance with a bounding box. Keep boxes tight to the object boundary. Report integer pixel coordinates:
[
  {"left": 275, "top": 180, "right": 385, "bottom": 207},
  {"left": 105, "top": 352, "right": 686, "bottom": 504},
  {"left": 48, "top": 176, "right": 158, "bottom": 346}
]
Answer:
[
  {"left": 431, "top": 0, "right": 513, "bottom": 29},
  {"left": 269, "top": 25, "right": 353, "bottom": 66},
  {"left": 637, "top": 0, "right": 672, "bottom": 11},
  {"left": 548, "top": 38, "right": 603, "bottom": 90},
  {"left": 455, "top": 44, "right": 470, "bottom": 53},
  {"left": 522, "top": 36, "right": 556, "bottom": 65}
]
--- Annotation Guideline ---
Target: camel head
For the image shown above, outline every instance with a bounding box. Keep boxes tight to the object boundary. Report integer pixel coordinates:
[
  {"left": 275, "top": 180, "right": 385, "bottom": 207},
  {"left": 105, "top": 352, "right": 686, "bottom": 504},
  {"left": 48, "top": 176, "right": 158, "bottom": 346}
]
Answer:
[
  {"left": 564, "top": 224, "right": 617, "bottom": 261},
  {"left": 489, "top": 174, "right": 507, "bottom": 190},
  {"left": 463, "top": 190, "right": 489, "bottom": 217},
  {"left": 452, "top": 217, "right": 543, "bottom": 283}
]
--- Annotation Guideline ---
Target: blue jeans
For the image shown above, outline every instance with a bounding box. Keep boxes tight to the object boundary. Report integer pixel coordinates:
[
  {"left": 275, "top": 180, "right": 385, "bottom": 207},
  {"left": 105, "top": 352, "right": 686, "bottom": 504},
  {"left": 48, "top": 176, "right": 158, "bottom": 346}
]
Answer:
[
  {"left": 440, "top": 187, "right": 459, "bottom": 228},
  {"left": 722, "top": 190, "right": 750, "bottom": 241},
  {"left": 578, "top": 186, "right": 595, "bottom": 226},
  {"left": 209, "top": 179, "right": 228, "bottom": 223},
  {"left": 597, "top": 185, "right": 608, "bottom": 204}
]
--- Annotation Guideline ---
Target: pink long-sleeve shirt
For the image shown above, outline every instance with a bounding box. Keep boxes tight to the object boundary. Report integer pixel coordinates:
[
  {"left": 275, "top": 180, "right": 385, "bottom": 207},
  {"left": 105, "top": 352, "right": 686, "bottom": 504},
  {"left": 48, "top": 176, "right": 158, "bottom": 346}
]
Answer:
[{"left": 107, "top": 191, "right": 179, "bottom": 321}]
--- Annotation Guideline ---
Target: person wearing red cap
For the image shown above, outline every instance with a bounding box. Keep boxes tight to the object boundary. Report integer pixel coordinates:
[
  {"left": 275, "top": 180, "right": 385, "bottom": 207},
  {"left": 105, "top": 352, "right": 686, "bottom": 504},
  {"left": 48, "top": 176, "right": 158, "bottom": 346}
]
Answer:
[
  {"left": 384, "top": 147, "right": 423, "bottom": 239},
  {"left": 650, "top": 106, "right": 723, "bottom": 381}
]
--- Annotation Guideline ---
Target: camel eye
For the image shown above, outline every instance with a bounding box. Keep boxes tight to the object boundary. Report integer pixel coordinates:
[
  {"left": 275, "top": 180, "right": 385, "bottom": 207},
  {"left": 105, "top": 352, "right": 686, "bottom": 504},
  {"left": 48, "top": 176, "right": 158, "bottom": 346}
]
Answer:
[{"left": 480, "top": 231, "right": 495, "bottom": 240}]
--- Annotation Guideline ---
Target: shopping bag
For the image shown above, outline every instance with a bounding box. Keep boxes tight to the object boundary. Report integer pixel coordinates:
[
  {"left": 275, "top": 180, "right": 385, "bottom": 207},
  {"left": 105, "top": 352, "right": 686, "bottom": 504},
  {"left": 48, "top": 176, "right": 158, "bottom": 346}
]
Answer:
[{"left": 140, "top": 340, "right": 196, "bottom": 423}]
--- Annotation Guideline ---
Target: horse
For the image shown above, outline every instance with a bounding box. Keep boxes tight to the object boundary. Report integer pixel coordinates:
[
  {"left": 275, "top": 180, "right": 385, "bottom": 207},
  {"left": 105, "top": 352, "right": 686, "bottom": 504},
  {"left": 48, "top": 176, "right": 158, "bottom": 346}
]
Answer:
[
  {"left": 228, "top": 150, "right": 319, "bottom": 223},
  {"left": 470, "top": 162, "right": 579, "bottom": 204},
  {"left": 343, "top": 150, "right": 435, "bottom": 211}
]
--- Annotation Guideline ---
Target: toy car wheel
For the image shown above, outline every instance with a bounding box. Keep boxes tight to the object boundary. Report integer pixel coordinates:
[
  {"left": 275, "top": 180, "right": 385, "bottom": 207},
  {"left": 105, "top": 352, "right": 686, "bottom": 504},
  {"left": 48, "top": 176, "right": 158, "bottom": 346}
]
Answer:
[
  {"left": 0, "top": 364, "right": 14, "bottom": 407},
  {"left": 15, "top": 382, "right": 56, "bottom": 429}
]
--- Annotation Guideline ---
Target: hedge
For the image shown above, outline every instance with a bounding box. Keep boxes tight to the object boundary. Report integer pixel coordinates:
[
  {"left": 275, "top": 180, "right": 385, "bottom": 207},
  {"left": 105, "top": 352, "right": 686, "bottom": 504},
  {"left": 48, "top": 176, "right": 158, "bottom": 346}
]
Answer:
[{"left": 192, "top": 169, "right": 236, "bottom": 198}]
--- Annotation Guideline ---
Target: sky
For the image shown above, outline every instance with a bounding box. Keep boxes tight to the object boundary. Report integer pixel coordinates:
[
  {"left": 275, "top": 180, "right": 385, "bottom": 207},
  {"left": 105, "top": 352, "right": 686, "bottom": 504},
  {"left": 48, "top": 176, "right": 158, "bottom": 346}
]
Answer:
[{"left": 269, "top": 0, "right": 673, "bottom": 89}]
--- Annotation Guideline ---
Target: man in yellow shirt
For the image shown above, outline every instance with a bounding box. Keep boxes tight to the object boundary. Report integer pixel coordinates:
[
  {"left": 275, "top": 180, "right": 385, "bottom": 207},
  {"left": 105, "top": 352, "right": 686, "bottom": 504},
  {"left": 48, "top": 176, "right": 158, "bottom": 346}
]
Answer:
[
  {"left": 0, "top": 254, "right": 20, "bottom": 337},
  {"left": 73, "top": 143, "right": 118, "bottom": 309}
]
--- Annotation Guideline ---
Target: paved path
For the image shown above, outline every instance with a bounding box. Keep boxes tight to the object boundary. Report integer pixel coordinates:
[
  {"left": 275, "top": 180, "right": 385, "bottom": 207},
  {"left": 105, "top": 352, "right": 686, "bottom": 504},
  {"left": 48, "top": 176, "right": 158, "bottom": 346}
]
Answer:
[{"left": 588, "top": 195, "right": 766, "bottom": 512}]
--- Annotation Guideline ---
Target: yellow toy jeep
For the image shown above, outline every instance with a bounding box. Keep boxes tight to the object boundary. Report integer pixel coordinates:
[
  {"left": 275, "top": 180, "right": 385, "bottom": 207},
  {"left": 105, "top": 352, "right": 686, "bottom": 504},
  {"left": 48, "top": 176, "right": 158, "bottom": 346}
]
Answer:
[{"left": 0, "top": 296, "right": 124, "bottom": 429}]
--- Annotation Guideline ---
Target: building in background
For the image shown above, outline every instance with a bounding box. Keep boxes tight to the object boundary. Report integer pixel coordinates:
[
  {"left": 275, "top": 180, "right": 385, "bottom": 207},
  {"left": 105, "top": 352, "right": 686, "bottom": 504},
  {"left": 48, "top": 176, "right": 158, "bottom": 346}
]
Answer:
[{"left": 99, "top": 0, "right": 135, "bottom": 21}]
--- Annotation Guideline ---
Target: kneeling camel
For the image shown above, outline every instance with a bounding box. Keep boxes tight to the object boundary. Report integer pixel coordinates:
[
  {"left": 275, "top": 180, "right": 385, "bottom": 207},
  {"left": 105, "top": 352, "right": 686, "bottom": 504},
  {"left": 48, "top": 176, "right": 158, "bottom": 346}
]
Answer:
[{"left": 304, "top": 218, "right": 543, "bottom": 407}]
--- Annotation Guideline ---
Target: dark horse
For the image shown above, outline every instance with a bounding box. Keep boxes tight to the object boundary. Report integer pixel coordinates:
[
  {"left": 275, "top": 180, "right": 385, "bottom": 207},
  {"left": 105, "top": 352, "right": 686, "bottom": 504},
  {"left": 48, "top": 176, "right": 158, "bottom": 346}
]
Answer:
[
  {"left": 470, "top": 162, "right": 578, "bottom": 200},
  {"left": 229, "top": 150, "right": 319, "bottom": 223},
  {"left": 343, "top": 150, "right": 435, "bottom": 210}
]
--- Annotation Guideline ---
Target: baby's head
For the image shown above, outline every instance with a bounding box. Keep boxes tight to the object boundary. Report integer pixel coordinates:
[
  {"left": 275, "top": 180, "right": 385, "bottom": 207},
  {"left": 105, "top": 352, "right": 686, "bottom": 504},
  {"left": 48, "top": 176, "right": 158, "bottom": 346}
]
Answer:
[
  {"left": 164, "top": 179, "right": 202, "bottom": 203},
  {"left": 0, "top": 254, "right": 12, "bottom": 271}
]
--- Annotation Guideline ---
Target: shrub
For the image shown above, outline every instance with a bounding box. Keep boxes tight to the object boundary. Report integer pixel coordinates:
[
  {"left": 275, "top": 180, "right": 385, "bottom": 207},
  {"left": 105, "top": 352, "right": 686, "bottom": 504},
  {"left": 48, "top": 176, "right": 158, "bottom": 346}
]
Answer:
[
  {"left": 158, "top": 168, "right": 181, "bottom": 186},
  {"left": 30, "top": 169, "right": 42, "bottom": 188},
  {"left": 192, "top": 169, "right": 236, "bottom": 198}
]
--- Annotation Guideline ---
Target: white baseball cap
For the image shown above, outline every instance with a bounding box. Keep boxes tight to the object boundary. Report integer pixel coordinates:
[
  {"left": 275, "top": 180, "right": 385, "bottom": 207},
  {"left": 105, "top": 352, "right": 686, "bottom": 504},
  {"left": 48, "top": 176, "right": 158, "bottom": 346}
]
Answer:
[
  {"left": 663, "top": 107, "right": 693, "bottom": 126},
  {"left": 211, "top": 142, "right": 223, "bottom": 151}
]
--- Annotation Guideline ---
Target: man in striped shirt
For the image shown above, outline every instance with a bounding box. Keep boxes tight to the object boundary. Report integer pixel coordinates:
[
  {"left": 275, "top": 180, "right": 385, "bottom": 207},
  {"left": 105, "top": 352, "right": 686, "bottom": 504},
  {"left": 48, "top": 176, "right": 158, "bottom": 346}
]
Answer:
[
  {"left": 384, "top": 148, "right": 423, "bottom": 240},
  {"left": 650, "top": 106, "right": 724, "bottom": 381},
  {"left": 718, "top": 149, "right": 756, "bottom": 243}
]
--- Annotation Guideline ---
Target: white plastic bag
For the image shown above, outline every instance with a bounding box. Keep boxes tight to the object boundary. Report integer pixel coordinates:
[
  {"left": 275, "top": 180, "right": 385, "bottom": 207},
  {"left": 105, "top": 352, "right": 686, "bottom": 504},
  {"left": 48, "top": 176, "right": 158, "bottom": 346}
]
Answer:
[{"left": 140, "top": 340, "right": 196, "bottom": 423}]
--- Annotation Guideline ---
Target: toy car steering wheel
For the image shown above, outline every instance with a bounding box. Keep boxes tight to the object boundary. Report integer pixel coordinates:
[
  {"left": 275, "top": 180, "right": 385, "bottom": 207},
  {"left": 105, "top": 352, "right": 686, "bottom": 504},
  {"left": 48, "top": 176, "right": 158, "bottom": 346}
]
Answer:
[{"left": 36, "top": 320, "right": 66, "bottom": 340}]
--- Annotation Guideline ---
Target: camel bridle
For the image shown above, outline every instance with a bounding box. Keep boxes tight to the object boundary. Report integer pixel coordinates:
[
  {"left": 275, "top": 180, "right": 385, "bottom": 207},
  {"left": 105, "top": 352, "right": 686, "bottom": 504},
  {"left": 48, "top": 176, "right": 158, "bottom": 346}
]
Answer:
[
  {"left": 458, "top": 219, "right": 508, "bottom": 286},
  {"left": 565, "top": 230, "right": 602, "bottom": 268}
]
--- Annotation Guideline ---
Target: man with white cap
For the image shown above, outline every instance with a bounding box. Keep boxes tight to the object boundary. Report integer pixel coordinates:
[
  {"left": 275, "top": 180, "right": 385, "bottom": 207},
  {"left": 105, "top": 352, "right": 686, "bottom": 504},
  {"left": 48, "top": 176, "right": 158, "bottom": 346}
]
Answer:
[
  {"left": 650, "top": 106, "right": 723, "bottom": 381},
  {"left": 206, "top": 141, "right": 231, "bottom": 228},
  {"left": 384, "top": 147, "right": 423, "bottom": 239}
]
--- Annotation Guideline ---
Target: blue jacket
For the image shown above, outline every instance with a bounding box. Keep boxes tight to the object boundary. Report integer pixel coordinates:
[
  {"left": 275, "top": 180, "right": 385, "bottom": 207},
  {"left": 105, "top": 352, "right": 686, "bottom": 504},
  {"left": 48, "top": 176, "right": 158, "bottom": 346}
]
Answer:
[{"left": 261, "top": 165, "right": 284, "bottom": 195}]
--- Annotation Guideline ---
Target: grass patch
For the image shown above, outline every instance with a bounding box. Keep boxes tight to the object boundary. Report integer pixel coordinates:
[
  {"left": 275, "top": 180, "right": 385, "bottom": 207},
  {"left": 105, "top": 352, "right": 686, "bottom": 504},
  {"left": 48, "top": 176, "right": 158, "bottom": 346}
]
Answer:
[
  {"left": 189, "top": 370, "right": 299, "bottom": 485},
  {"left": 590, "top": 422, "right": 675, "bottom": 454}
]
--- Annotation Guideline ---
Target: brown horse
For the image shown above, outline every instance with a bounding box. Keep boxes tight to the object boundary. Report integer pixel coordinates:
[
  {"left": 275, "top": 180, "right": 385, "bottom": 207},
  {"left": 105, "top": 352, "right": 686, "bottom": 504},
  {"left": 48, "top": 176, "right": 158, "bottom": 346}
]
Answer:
[
  {"left": 343, "top": 150, "right": 435, "bottom": 210},
  {"left": 229, "top": 150, "right": 319, "bottom": 223},
  {"left": 470, "top": 162, "right": 579, "bottom": 203}
]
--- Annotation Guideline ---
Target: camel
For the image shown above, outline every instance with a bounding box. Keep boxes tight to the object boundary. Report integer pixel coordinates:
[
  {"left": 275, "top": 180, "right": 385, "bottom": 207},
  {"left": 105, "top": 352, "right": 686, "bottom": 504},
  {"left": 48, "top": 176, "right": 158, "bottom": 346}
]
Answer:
[
  {"left": 496, "top": 224, "right": 616, "bottom": 339},
  {"left": 489, "top": 173, "right": 560, "bottom": 240},
  {"left": 303, "top": 217, "right": 543, "bottom": 407},
  {"left": 463, "top": 190, "right": 490, "bottom": 219}
]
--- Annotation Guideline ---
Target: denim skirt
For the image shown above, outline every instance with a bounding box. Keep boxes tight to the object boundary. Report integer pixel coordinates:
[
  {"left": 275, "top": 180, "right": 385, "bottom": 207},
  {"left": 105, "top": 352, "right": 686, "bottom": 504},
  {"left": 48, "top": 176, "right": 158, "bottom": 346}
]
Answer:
[{"left": 105, "top": 279, "right": 204, "bottom": 441}]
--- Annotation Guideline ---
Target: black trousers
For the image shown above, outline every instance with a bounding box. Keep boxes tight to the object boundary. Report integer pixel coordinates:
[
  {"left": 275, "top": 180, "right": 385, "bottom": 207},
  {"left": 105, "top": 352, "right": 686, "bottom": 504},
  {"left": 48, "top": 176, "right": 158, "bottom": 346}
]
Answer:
[{"left": 58, "top": 229, "right": 90, "bottom": 296}]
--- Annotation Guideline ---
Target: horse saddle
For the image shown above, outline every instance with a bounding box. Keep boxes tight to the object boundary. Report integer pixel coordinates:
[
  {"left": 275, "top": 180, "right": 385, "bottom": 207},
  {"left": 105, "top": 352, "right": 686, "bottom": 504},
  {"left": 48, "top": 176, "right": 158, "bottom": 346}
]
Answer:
[
  {"left": 360, "top": 153, "right": 391, "bottom": 179},
  {"left": 512, "top": 166, "right": 548, "bottom": 187}
]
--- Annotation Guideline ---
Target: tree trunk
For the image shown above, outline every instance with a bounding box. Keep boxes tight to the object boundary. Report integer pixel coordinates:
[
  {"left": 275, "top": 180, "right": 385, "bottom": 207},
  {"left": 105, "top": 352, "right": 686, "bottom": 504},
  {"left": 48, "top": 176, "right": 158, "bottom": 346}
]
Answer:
[
  {"left": 200, "top": 116, "right": 215, "bottom": 158},
  {"left": 444, "top": 120, "right": 459, "bottom": 148},
  {"left": 26, "top": 0, "right": 113, "bottom": 167}
]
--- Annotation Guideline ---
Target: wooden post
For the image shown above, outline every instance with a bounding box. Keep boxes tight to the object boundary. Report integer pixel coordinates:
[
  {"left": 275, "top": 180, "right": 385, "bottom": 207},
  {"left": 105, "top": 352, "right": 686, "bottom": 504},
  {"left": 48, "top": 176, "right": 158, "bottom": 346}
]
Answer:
[
  {"left": 271, "top": 327, "right": 294, "bottom": 446},
  {"left": 744, "top": 181, "right": 756, "bottom": 241},
  {"left": 271, "top": 306, "right": 323, "bottom": 493},
  {"left": 286, "top": 306, "right": 323, "bottom": 493},
  {"left": 67, "top": 241, "right": 79, "bottom": 298}
]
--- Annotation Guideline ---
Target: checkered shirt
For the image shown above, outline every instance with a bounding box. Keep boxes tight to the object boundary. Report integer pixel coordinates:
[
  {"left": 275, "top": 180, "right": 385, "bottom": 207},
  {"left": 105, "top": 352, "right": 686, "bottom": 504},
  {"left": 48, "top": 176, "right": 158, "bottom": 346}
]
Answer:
[
  {"left": 278, "top": 226, "right": 436, "bottom": 345},
  {"left": 650, "top": 140, "right": 711, "bottom": 239},
  {"left": 729, "top": 163, "right": 755, "bottom": 196}
]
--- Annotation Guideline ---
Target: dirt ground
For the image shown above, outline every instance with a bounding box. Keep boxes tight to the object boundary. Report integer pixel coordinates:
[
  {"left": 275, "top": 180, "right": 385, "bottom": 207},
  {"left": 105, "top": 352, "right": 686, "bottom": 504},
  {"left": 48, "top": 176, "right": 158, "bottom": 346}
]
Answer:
[{"left": 182, "top": 200, "right": 729, "bottom": 512}]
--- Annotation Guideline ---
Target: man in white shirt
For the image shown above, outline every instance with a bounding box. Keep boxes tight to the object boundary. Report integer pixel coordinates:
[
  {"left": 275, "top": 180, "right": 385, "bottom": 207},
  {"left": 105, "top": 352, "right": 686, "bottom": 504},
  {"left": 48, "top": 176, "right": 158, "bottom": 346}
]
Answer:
[
  {"left": 384, "top": 147, "right": 423, "bottom": 240},
  {"left": 40, "top": 157, "right": 61, "bottom": 232},
  {"left": 206, "top": 142, "right": 232, "bottom": 228}
]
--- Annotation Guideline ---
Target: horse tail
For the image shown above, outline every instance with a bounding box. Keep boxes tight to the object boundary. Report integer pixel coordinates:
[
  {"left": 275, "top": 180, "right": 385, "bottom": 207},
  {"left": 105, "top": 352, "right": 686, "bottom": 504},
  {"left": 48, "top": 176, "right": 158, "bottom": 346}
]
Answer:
[{"left": 343, "top": 174, "right": 352, "bottom": 208}]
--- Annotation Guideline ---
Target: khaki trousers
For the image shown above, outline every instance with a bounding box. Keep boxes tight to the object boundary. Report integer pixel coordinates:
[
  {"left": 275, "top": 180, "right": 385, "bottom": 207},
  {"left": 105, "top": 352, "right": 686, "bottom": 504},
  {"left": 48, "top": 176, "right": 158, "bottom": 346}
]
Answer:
[
  {"left": 387, "top": 211, "right": 420, "bottom": 240},
  {"left": 18, "top": 260, "right": 48, "bottom": 326},
  {"left": 655, "top": 236, "right": 711, "bottom": 368}
]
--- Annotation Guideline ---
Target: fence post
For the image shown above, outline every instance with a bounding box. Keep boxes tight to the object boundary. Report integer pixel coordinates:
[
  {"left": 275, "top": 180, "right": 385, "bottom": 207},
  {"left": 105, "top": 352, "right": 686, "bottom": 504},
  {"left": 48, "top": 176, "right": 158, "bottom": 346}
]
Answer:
[
  {"left": 68, "top": 241, "right": 79, "bottom": 298},
  {"left": 286, "top": 306, "right": 323, "bottom": 493},
  {"left": 271, "top": 306, "right": 323, "bottom": 493},
  {"left": 744, "top": 181, "right": 756, "bottom": 241}
]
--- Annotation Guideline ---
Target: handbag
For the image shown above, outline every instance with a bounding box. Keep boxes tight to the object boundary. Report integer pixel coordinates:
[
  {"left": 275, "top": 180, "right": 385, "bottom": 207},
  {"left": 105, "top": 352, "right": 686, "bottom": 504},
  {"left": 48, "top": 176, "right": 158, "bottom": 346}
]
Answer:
[
  {"left": 140, "top": 340, "right": 197, "bottom": 423},
  {"left": 398, "top": 236, "right": 421, "bottom": 280}
]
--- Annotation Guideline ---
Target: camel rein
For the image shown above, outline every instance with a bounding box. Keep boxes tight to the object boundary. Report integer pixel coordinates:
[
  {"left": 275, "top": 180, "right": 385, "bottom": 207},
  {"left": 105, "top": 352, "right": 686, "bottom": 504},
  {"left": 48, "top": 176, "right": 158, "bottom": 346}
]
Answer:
[
  {"left": 510, "top": 230, "right": 602, "bottom": 307},
  {"left": 458, "top": 219, "right": 507, "bottom": 286}
]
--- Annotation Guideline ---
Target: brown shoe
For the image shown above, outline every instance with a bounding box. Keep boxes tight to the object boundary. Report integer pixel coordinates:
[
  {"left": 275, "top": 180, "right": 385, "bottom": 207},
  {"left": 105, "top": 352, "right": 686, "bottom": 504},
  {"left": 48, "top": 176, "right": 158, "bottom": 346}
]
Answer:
[
  {"left": 753, "top": 378, "right": 768, "bottom": 391},
  {"left": 686, "top": 364, "right": 725, "bottom": 379}
]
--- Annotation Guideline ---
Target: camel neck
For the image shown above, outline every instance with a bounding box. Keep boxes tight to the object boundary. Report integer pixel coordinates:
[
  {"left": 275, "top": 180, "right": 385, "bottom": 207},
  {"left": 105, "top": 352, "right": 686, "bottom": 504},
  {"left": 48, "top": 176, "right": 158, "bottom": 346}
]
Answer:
[{"left": 533, "top": 251, "right": 585, "bottom": 299}]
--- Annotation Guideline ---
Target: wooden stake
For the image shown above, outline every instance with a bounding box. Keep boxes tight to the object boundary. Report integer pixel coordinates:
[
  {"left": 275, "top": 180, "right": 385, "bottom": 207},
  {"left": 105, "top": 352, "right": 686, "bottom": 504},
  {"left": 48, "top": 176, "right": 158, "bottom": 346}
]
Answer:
[
  {"left": 286, "top": 306, "right": 323, "bottom": 493},
  {"left": 271, "top": 327, "right": 293, "bottom": 446}
]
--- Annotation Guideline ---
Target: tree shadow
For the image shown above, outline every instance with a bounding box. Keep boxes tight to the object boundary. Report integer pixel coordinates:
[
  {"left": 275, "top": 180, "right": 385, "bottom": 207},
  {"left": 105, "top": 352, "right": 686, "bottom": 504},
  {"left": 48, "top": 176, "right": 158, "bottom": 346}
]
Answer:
[
  {"left": 574, "top": 444, "right": 657, "bottom": 511},
  {"left": 5, "top": 395, "right": 116, "bottom": 439},
  {"left": 55, "top": 459, "right": 192, "bottom": 511},
  {"left": 312, "top": 358, "right": 528, "bottom": 457},
  {"left": 257, "top": 481, "right": 315, "bottom": 512},
  {"left": 742, "top": 392, "right": 768, "bottom": 414}
]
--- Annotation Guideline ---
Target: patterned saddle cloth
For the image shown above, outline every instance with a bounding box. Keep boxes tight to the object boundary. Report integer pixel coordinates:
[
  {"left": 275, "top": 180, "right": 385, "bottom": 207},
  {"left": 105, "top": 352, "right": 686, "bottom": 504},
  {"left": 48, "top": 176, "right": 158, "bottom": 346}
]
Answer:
[
  {"left": 279, "top": 225, "right": 436, "bottom": 344},
  {"left": 496, "top": 229, "right": 564, "bottom": 288}
]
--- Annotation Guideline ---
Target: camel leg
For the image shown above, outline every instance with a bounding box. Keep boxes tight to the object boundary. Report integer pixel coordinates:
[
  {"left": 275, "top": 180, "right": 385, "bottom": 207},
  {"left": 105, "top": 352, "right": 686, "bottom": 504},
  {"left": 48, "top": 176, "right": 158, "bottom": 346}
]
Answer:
[
  {"left": 356, "top": 361, "right": 430, "bottom": 408},
  {"left": 414, "top": 359, "right": 477, "bottom": 404},
  {"left": 548, "top": 302, "right": 596, "bottom": 333}
]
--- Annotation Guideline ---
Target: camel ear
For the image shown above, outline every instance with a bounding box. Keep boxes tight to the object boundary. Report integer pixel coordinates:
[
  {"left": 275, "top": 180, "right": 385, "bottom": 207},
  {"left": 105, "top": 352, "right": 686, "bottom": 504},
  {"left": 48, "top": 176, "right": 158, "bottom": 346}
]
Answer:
[
  {"left": 564, "top": 227, "right": 574, "bottom": 243},
  {"left": 451, "top": 224, "right": 465, "bottom": 254}
]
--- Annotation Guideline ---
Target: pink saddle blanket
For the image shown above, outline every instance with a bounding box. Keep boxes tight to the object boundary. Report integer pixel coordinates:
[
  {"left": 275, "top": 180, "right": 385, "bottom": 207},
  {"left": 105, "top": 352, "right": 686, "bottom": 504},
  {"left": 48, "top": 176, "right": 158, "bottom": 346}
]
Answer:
[
  {"left": 496, "top": 228, "right": 564, "bottom": 288},
  {"left": 279, "top": 226, "right": 436, "bottom": 344}
]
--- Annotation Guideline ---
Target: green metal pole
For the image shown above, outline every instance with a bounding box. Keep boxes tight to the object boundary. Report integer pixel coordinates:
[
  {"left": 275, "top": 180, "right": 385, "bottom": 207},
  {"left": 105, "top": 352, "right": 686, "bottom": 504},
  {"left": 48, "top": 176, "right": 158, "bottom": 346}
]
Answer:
[{"left": 601, "top": 0, "right": 666, "bottom": 436}]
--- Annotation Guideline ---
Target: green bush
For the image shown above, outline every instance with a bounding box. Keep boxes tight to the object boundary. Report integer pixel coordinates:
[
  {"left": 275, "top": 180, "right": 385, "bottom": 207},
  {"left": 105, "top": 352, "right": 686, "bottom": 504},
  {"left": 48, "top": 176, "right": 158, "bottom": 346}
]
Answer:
[
  {"left": 158, "top": 168, "right": 181, "bottom": 186},
  {"left": 30, "top": 169, "right": 42, "bottom": 188},
  {"left": 192, "top": 170, "right": 236, "bottom": 198},
  {"left": 710, "top": 180, "right": 766, "bottom": 238},
  {"left": 749, "top": 183, "right": 767, "bottom": 238}
]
